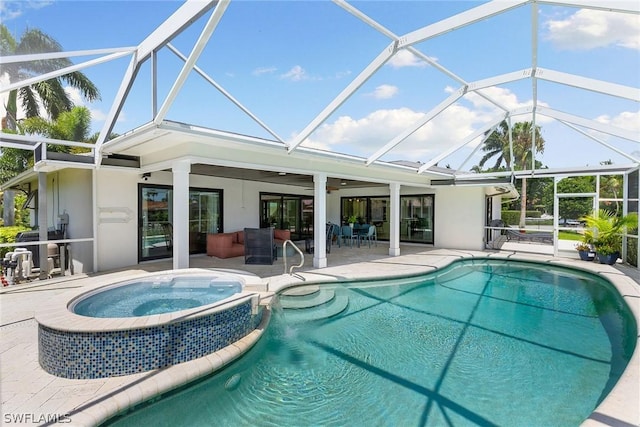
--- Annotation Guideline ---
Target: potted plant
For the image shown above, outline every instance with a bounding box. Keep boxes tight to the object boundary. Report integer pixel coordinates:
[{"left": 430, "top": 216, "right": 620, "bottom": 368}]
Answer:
[
  {"left": 574, "top": 241, "right": 595, "bottom": 261},
  {"left": 593, "top": 241, "right": 619, "bottom": 265},
  {"left": 347, "top": 215, "right": 357, "bottom": 228},
  {"left": 580, "top": 209, "right": 638, "bottom": 265}
]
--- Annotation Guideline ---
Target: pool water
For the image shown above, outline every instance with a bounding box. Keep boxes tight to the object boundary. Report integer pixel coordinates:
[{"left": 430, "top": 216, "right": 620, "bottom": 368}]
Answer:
[
  {"left": 72, "top": 275, "right": 243, "bottom": 318},
  {"left": 106, "top": 260, "right": 636, "bottom": 426}
]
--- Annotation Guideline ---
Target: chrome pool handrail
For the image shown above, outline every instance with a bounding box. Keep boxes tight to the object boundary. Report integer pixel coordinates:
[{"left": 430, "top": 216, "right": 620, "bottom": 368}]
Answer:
[{"left": 282, "top": 240, "right": 304, "bottom": 275}]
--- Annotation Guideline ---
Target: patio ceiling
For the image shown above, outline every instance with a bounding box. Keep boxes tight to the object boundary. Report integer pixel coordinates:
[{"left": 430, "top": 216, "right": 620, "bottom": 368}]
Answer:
[{"left": 0, "top": 0, "right": 638, "bottom": 184}]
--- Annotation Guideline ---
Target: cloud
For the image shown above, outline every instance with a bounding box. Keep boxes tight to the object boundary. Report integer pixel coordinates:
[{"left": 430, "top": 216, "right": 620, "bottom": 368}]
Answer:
[
  {"left": 295, "top": 85, "right": 554, "bottom": 165},
  {"left": 368, "top": 84, "right": 398, "bottom": 100},
  {"left": 595, "top": 110, "right": 640, "bottom": 131},
  {"left": 0, "top": 0, "right": 52, "bottom": 22},
  {"left": 459, "top": 85, "right": 553, "bottom": 125},
  {"left": 252, "top": 66, "right": 277, "bottom": 76},
  {"left": 387, "top": 49, "right": 433, "bottom": 68},
  {"left": 544, "top": 9, "right": 640, "bottom": 50},
  {"left": 280, "top": 65, "right": 307, "bottom": 81},
  {"left": 300, "top": 104, "right": 482, "bottom": 160}
]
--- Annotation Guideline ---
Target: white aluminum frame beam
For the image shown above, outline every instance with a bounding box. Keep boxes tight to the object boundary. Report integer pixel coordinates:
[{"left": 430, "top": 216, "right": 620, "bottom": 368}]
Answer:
[
  {"left": 467, "top": 69, "right": 533, "bottom": 92},
  {"left": 399, "top": 0, "right": 530, "bottom": 48},
  {"left": 535, "top": 68, "right": 640, "bottom": 102},
  {"left": 418, "top": 118, "right": 505, "bottom": 173},
  {"left": 0, "top": 47, "right": 136, "bottom": 65},
  {"left": 95, "top": 55, "right": 140, "bottom": 157},
  {"left": 136, "top": 1, "right": 218, "bottom": 62},
  {"left": 530, "top": 3, "right": 539, "bottom": 170},
  {"left": 537, "top": 0, "right": 640, "bottom": 14},
  {"left": 0, "top": 133, "right": 96, "bottom": 150},
  {"left": 154, "top": 2, "right": 229, "bottom": 124},
  {"left": 538, "top": 107, "right": 640, "bottom": 142},
  {"left": 558, "top": 120, "right": 640, "bottom": 163},
  {"left": 0, "top": 50, "right": 133, "bottom": 94},
  {"left": 287, "top": 41, "right": 398, "bottom": 153},
  {"left": 166, "top": 43, "right": 284, "bottom": 142},
  {"left": 366, "top": 86, "right": 467, "bottom": 165},
  {"left": 334, "top": 0, "right": 510, "bottom": 114}
]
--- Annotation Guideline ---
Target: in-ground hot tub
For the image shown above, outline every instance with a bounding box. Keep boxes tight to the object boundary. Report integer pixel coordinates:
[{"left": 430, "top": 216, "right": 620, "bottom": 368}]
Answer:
[
  {"left": 70, "top": 274, "right": 244, "bottom": 318},
  {"left": 37, "top": 269, "right": 266, "bottom": 379}
]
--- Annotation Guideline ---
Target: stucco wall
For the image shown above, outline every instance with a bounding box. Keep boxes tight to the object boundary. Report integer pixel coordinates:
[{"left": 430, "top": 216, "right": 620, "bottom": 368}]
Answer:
[
  {"left": 96, "top": 169, "right": 139, "bottom": 271},
  {"left": 434, "top": 187, "right": 486, "bottom": 250},
  {"left": 92, "top": 168, "right": 487, "bottom": 271}
]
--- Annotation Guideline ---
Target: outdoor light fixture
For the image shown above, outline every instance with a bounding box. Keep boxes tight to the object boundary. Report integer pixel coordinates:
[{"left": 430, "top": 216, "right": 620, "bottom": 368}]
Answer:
[
  {"left": 341, "top": 182, "right": 347, "bottom": 186},
  {"left": 278, "top": 172, "right": 287, "bottom": 176}
]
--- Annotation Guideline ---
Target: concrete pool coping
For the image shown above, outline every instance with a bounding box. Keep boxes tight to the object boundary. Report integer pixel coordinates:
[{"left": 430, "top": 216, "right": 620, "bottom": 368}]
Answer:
[
  {"left": 37, "top": 268, "right": 264, "bottom": 332},
  {"left": 1, "top": 248, "right": 638, "bottom": 426}
]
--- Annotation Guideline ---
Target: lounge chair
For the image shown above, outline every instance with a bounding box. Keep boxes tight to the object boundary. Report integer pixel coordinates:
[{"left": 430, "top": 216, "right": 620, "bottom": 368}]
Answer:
[{"left": 505, "top": 226, "right": 553, "bottom": 244}]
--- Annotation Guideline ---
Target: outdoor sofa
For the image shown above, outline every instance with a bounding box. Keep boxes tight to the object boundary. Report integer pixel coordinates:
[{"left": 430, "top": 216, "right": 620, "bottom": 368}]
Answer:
[{"left": 206, "top": 228, "right": 290, "bottom": 259}]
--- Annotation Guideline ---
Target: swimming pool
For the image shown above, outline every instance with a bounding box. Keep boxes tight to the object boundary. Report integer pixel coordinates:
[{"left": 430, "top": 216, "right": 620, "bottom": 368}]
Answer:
[
  {"left": 105, "top": 259, "right": 636, "bottom": 426},
  {"left": 70, "top": 274, "right": 243, "bottom": 317}
]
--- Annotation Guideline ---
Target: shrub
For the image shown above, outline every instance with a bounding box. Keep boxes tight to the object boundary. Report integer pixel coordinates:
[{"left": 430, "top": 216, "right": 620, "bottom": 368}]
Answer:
[{"left": 0, "top": 226, "right": 31, "bottom": 258}]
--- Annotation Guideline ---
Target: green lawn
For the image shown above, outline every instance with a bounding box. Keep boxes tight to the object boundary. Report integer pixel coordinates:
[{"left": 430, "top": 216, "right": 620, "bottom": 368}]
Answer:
[{"left": 558, "top": 231, "right": 583, "bottom": 241}]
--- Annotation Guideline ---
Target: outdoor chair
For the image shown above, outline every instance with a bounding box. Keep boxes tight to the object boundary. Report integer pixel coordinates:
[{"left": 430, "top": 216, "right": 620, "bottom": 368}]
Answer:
[
  {"left": 243, "top": 227, "right": 275, "bottom": 265},
  {"left": 340, "top": 225, "right": 357, "bottom": 248},
  {"left": 362, "top": 225, "right": 377, "bottom": 248},
  {"left": 505, "top": 226, "right": 553, "bottom": 244},
  {"left": 305, "top": 223, "right": 336, "bottom": 254}
]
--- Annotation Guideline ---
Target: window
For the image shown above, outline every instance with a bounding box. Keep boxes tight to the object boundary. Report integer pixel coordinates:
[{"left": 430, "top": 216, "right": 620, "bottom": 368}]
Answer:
[
  {"left": 341, "top": 194, "right": 434, "bottom": 243},
  {"left": 139, "top": 185, "right": 223, "bottom": 261}
]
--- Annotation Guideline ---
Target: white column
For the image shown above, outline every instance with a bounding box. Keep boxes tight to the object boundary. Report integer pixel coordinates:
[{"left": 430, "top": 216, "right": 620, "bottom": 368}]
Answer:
[
  {"left": 313, "top": 173, "right": 327, "bottom": 268},
  {"left": 37, "top": 172, "right": 49, "bottom": 279},
  {"left": 389, "top": 182, "right": 401, "bottom": 256},
  {"left": 172, "top": 160, "right": 191, "bottom": 270}
]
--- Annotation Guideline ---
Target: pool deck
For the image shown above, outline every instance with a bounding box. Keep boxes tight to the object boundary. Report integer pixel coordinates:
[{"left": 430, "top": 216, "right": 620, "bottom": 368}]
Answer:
[{"left": 1, "top": 244, "right": 639, "bottom": 426}]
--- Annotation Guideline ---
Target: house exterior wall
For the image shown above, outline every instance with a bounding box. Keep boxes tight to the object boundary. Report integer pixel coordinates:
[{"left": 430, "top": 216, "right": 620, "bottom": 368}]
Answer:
[
  {"left": 89, "top": 166, "right": 488, "bottom": 270},
  {"left": 326, "top": 184, "right": 486, "bottom": 250},
  {"left": 21, "top": 169, "right": 95, "bottom": 273},
  {"left": 55, "top": 169, "right": 94, "bottom": 272},
  {"left": 95, "top": 168, "right": 140, "bottom": 271},
  {"left": 434, "top": 187, "right": 486, "bottom": 250},
  {"left": 17, "top": 167, "right": 488, "bottom": 272}
]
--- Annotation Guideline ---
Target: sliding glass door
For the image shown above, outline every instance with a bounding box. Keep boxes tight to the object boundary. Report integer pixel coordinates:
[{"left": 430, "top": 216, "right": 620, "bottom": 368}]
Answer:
[
  {"left": 341, "top": 194, "right": 434, "bottom": 243},
  {"left": 260, "top": 193, "right": 313, "bottom": 240},
  {"left": 139, "top": 185, "right": 223, "bottom": 261}
]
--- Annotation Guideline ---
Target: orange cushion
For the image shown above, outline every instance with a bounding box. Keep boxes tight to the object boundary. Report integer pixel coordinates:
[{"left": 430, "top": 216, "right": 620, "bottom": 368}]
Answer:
[
  {"left": 274, "top": 229, "right": 290, "bottom": 241},
  {"left": 236, "top": 231, "right": 244, "bottom": 244},
  {"left": 217, "top": 233, "right": 234, "bottom": 247}
]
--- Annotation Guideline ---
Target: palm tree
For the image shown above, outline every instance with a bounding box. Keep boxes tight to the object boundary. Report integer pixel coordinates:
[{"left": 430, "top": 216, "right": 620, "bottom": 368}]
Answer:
[
  {"left": 1, "top": 25, "right": 100, "bottom": 226},
  {"left": 21, "top": 106, "right": 92, "bottom": 150},
  {"left": 0, "top": 24, "right": 100, "bottom": 131},
  {"left": 478, "top": 120, "right": 545, "bottom": 227}
]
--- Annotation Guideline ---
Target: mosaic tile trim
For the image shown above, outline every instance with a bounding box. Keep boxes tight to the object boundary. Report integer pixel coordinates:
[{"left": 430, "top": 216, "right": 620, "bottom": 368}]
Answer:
[{"left": 39, "top": 302, "right": 263, "bottom": 379}]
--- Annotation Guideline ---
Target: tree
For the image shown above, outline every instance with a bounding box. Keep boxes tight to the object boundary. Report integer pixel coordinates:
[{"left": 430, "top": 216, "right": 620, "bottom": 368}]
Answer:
[
  {"left": 1, "top": 24, "right": 100, "bottom": 226},
  {"left": 20, "top": 106, "right": 92, "bottom": 151},
  {"left": 478, "top": 120, "right": 545, "bottom": 227},
  {"left": 556, "top": 176, "right": 595, "bottom": 221},
  {"left": 0, "top": 24, "right": 100, "bottom": 131}
]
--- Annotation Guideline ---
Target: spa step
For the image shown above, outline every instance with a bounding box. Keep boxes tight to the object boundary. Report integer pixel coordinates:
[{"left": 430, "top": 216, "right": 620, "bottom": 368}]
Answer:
[
  {"left": 281, "top": 285, "right": 320, "bottom": 297},
  {"left": 279, "top": 288, "right": 335, "bottom": 309},
  {"left": 281, "top": 292, "right": 349, "bottom": 322}
]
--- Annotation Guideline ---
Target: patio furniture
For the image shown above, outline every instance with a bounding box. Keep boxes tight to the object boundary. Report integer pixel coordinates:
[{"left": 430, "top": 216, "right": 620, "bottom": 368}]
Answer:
[
  {"left": 207, "top": 228, "right": 290, "bottom": 259},
  {"left": 243, "top": 227, "right": 275, "bottom": 265},
  {"left": 340, "top": 225, "right": 358, "bottom": 248},
  {"left": 505, "top": 226, "right": 553, "bottom": 244},
  {"left": 362, "top": 225, "right": 377, "bottom": 248},
  {"left": 206, "top": 231, "right": 245, "bottom": 259},
  {"left": 305, "top": 223, "right": 336, "bottom": 254}
]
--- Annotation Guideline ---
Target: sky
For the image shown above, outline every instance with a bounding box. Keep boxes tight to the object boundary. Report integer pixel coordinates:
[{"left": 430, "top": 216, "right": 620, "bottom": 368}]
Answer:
[{"left": 1, "top": 0, "right": 639, "bottom": 171}]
